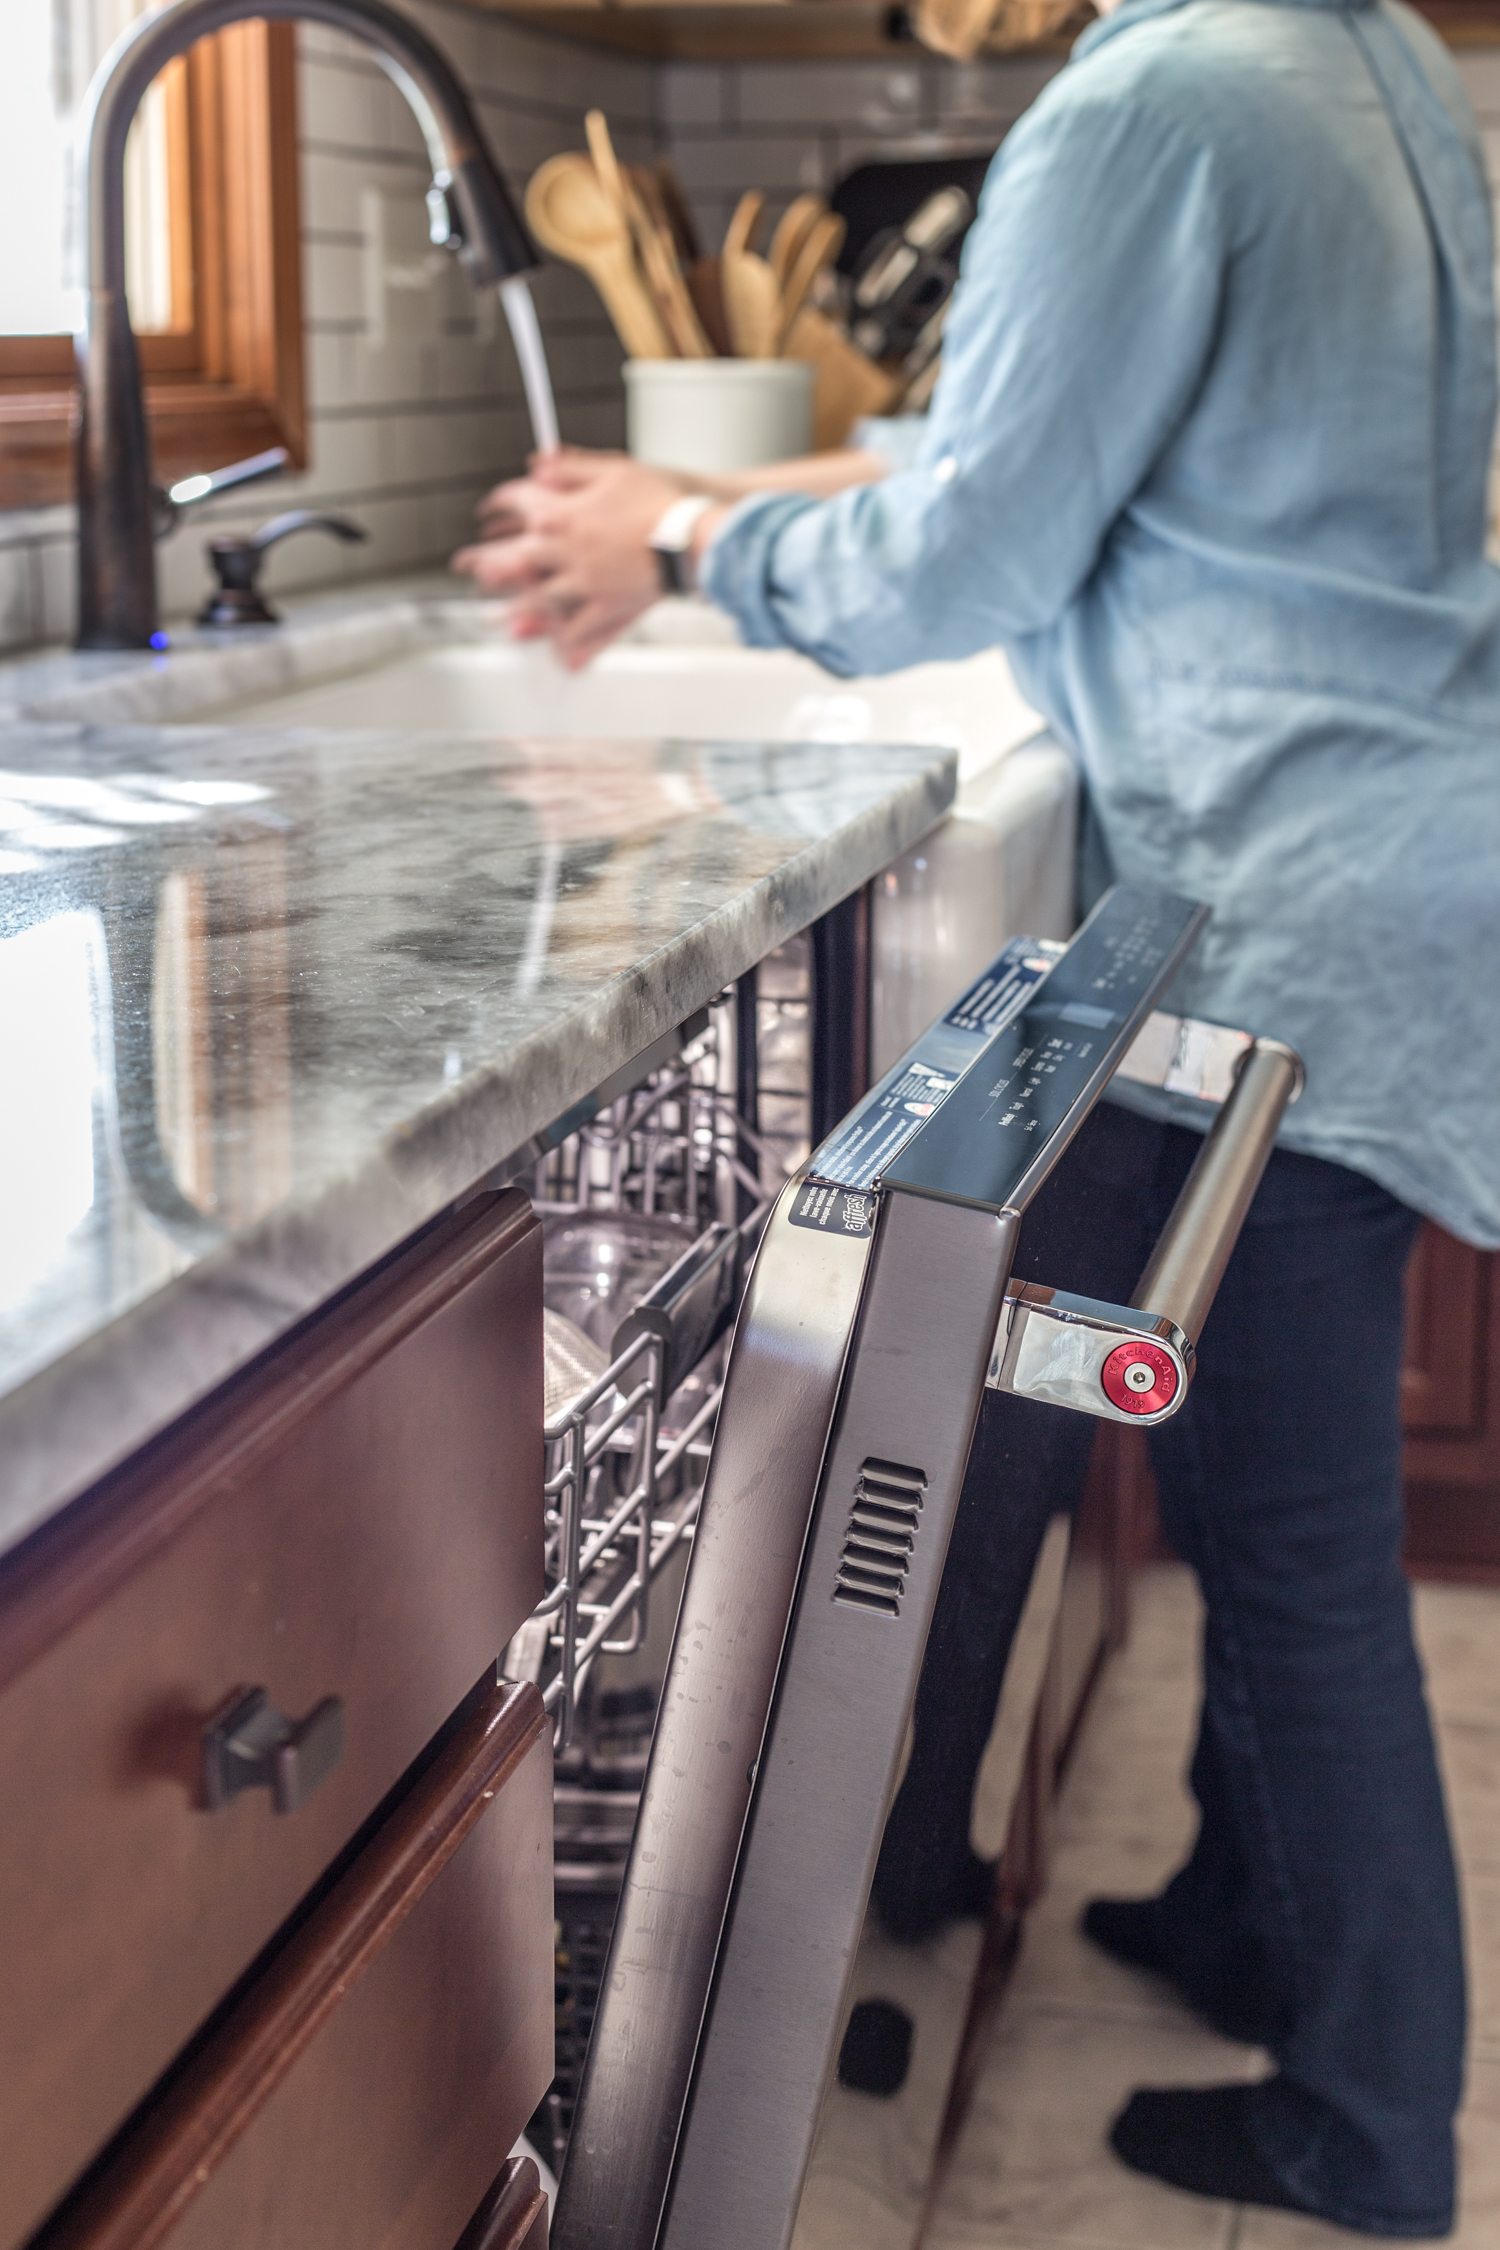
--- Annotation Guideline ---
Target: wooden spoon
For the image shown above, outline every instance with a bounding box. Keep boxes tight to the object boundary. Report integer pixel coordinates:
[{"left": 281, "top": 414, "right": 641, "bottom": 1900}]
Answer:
[
  {"left": 724, "top": 190, "right": 765, "bottom": 262},
  {"left": 722, "top": 249, "right": 782, "bottom": 360},
  {"left": 628, "top": 162, "right": 716, "bottom": 358},
  {"left": 768, "top": 194, "right": 827, "bottom": 286},
  {"left": 774, "top": 210, "right": 846, "bottom": 351},
  {"left": 525, "top": 153, "right": 671, "bottom": 360},
  {"left": 585, "top": 110, "right": 712, "bottom": 358},
  {"left": 687, "top": 255, "right": 734, "bottom": 357},
  {"left": 652, "top": 158, "right": 702, "bottom": 265}
]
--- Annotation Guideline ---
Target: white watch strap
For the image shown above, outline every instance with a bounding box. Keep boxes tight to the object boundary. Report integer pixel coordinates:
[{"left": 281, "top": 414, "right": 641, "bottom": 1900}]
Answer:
[{"left": 648, "top": 494, "right": 715, "bottom": 554}]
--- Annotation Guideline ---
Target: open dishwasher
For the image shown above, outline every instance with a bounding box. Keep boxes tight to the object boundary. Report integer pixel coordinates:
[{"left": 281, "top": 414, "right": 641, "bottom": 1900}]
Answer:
[{"left": 520, "top": 886, "right": 1301, "bottom": 2250}]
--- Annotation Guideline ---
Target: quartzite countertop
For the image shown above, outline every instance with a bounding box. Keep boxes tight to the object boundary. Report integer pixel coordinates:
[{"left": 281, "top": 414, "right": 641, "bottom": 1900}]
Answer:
[{"left": 0, "top": 712, "right": 955, "bottom": 1559}]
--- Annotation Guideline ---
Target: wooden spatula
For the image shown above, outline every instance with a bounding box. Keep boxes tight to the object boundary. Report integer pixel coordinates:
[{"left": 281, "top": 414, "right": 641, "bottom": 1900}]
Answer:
[
  {"left": 724, "top": 190, "right": 766, "bottom": 262},
  {"left": 525, "top": 154, "right": 671, "bottom": 360},
  {"left": 768, "top": 194, "right": 828, "bottom": 286},
  {"left": 722, "top": 250, "right": 782, "bottom": 360},
  {"left": 774, "top": 210, "right": 846, "bottom": 351}
]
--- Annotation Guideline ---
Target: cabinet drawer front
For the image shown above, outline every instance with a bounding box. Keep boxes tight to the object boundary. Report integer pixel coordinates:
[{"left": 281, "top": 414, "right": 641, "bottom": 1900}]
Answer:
[
  {"left": 37, "top": 1682, "right": 553, "bottom": 2250},
  {"left": 0, "top": 1193, "right": 543, "bottom": 2250}
]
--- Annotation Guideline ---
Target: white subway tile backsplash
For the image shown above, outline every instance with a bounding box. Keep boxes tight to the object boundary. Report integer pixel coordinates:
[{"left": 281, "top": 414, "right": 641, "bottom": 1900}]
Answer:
[
  {"left": 470, "top": 25, "right": 650, "bottom": 118},
  {"left": 299, "top": 410, "right": 389, "bottom": 492},
  {"left": 558, "top": 395, "right": 629, "bottom": 452},
  {"left": 303, "top": 235, "right": 369, "bottom": 326},
  {"left": 669, "top": 132, "right": 829, "bottom": 195},
  {"left": 481, "top": 100, "right": 590, "bottom": 175},
  {"left": 297, "top": 55, "right": 384, "bottom": 152},
  {"left": 401, "top": 0, "right": 487, "bottom": 85},
  {"left": 526, "top": 261, "right": 615, "bottom": 327},
  {"left": 735, "top": 60, "right": 933, "bottom": 129},
  {"left": 34, "top": 540, "right": 77, "bottom": 647},
  {"left": 370, "top": 69, "right": 429, "bottom": 161},
  {"left": 658, "top": 64, "right": 727, "bottom": 131},
  {"left": 0, "top": 550, "right": 36, "bottom": 655},
  {"left": 935, "top": 54, "right": 1062, "bottom": 123}
]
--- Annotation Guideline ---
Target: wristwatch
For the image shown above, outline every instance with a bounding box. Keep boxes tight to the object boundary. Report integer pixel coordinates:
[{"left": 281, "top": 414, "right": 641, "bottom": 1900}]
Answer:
[{"left": 648, "top": 494, "right": 715, "bottom": 595}]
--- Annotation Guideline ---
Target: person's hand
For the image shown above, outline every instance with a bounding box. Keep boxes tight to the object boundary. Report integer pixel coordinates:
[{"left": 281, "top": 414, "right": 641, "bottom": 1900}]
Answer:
[{"left": 453, "top": 448, "right": 716, "bottom": 671}]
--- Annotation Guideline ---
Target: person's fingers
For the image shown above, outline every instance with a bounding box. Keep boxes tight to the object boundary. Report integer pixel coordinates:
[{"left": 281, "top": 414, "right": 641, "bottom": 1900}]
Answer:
[
  {"left": 529, "top": 446, "right": 626, "bottom": 489},
  {"left": 552, "top": 597, "right": 644, "bottom": 670},
  {"left": 475, "top": 474, "right": 562, "bottom": 534},
  {"left": 452, "top": 532, "right": 565, "bottom": 594},
  {"left": 507, "top": 594, "right": 585, "bottom": 641},
  {"left": 474, "top": 474, "right": 535, "bottom": 525},
  {"left": 473, "top": 495, "right": 527, "bottom": 538}
]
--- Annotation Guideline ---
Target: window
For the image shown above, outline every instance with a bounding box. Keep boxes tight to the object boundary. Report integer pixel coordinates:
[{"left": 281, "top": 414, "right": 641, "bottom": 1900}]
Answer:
[{"left": 0, "top": 9, "right": 306, "bottom": 509}]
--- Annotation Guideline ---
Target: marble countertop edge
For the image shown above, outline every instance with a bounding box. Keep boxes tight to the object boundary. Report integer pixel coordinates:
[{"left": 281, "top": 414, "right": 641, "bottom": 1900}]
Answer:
[{"left": 0, "top": 753, "right": 954, "bottom": 1564}]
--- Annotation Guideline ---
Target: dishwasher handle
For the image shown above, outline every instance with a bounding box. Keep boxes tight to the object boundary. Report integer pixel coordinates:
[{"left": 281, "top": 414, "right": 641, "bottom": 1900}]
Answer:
[
  {"left": 1132, "top": 1037, "right": 1303, "bottom": 1345},
  {"left": 990, "top": 1036, "right": 1303, "bottom": 1425}
]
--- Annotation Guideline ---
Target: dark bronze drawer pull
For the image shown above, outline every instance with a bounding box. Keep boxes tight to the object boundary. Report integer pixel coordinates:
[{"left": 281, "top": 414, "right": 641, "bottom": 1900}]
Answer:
[{"left": 202, "top": 1688, "right": 345, "bottom": 1814}]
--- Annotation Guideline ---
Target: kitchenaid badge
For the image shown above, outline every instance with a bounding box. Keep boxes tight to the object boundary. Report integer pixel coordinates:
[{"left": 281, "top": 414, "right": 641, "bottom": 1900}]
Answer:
[{"left": 788, "top": 1183, "right": 876, "bottom": 1235}]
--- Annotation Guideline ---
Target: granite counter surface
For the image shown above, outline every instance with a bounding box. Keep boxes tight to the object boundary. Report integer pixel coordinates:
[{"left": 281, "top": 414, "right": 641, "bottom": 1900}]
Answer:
[{"left": 0, "top": 714, "right": 954, "bottom": 1559}]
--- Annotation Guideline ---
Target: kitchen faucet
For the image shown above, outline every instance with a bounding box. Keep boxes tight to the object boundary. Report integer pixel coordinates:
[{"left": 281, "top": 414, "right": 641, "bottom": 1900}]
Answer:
[{"left": 74, "top": 0, "right": 536, "bottom": 650}]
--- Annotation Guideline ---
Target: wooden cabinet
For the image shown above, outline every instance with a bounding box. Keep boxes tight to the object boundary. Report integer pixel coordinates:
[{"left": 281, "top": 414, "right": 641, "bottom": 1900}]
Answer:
[
  {"left": 1402, "top": 1228, "right": 1500, "bottom": 1580},
  {"left": 468, "top": 0, "right": 1500, "bottom": 63},
  {"left": 37, "top": 1683, "right": 551, "bottom": 2250},
  {"left": 0, "top": 1189, "right": 551, "bottom": 2250}
]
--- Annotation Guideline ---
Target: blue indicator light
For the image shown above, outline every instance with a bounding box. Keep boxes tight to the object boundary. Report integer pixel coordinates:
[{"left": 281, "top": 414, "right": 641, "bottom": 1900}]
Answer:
[{"left": 149, "top": 630, "right": 170, "bottom": 651}]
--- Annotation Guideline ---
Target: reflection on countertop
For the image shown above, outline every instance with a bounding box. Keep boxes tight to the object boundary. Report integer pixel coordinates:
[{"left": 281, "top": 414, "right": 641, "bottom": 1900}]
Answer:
[{"left": 0, "top": 717, "right": 954, "bottom": 1557}]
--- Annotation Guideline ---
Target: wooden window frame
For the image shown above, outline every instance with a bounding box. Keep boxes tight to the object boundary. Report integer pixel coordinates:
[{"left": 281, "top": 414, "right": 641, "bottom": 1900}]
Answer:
[{"left": 0, "top": 22, "right": 306, "bottom": 512}]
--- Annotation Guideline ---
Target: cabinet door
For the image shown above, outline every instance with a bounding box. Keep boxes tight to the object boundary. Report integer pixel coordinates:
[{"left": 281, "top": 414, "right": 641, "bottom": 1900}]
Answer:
[
  {"left": 0, "top": 1190, "right": 543, "bottom": 2250},
  {"left": 34, "top": 1682, "right": 552, "bottom": 2250},
  {"left": 1402, "top": 1226, "right": 1500, "bottom": 1578}
]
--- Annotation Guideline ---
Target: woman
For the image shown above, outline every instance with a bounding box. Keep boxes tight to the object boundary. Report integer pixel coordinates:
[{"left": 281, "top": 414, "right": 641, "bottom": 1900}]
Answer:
[{"left": 456, "top": 0, "right": 1500, "bottom": 2232}]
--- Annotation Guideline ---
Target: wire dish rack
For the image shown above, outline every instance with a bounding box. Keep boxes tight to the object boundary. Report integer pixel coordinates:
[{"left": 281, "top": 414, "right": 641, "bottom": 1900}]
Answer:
[{"left": 508, "top": 943, "right": 812, "bottom": 2174}]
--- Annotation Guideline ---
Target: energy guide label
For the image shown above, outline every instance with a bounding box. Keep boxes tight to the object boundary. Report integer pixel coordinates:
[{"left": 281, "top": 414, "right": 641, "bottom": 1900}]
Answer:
[{"left": 802, "top": 1060, "right": 958, "bottom": 1196}]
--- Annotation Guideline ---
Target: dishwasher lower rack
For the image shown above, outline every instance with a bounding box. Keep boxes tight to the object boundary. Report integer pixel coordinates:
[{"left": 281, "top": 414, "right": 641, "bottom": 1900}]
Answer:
[{"left": 504, "top": 960, "right": 808, "bottom": 1756}]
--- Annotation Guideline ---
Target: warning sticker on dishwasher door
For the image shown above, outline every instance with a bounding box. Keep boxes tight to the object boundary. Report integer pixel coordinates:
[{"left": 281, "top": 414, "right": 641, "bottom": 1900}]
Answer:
[
  {"left": 944, "top": 945, "right": 1060, "bottom": 1035},
  {"left": 788, "top": 1182, "right": 877, "bottom": 1235},
  {"left": 803, "top": 1060, "right": 960, "bottom": 1195}
]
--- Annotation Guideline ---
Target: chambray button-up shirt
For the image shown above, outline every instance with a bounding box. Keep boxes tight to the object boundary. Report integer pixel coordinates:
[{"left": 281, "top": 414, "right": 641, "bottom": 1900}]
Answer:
[{"left": 702, "top": 0, "right": 1500, "bottom": 1248}]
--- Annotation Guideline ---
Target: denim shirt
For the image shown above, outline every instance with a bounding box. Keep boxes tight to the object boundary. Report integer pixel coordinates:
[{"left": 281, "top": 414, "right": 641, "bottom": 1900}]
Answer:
[{"left": 702, "top": 0, "right": 1500, "bottom": 1247}]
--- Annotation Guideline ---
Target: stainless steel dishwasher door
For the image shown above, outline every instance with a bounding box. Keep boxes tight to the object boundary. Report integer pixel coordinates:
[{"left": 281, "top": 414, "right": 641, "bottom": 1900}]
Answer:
[{"left": 553, "top": 884, "right": 1299, "bottom": 2250}]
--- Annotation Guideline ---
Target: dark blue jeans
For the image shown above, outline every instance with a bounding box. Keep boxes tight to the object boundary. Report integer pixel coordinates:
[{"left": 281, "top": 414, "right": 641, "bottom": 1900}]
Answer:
[{"left": 874, "top": 1101, "right": 1465, "bottom": 2236}]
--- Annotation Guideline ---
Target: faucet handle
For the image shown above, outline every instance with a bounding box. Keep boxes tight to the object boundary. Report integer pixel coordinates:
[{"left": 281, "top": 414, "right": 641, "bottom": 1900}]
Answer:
[
  {"left": 154, "top": 446, "right": 290, "bottom": 539},
  {"left": 199, "top": 511, "right": 368, "bottom": 628}
]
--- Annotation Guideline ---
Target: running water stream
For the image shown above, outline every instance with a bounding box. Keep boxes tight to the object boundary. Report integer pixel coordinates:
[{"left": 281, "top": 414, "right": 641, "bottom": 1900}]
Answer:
[{"left": 500, "top": 276, "right": 561, "bottom": 456}]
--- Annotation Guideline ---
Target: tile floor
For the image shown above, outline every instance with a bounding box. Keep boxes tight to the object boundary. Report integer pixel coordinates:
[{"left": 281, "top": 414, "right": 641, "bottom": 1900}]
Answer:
[{"left": 926, "top": 1564, "right": 1500, "bottom": 2250}]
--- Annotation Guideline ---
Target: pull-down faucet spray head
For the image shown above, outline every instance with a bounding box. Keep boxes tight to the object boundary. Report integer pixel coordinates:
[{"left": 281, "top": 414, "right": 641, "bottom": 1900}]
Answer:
[{"left": 73, "top": 0, "right": 536, "bottom": 650}]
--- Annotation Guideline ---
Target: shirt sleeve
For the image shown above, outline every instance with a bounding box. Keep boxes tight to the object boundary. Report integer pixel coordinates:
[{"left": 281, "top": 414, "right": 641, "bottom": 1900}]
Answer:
[{"left": 700, "top": 80, "right": 1230, "bottom": 675}]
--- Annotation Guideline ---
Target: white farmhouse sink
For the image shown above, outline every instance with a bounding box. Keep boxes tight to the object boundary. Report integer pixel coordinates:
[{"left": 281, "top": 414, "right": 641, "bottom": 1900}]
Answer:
[{"left": 200, "top": 601, "right": 1078, "bottom": 1072}]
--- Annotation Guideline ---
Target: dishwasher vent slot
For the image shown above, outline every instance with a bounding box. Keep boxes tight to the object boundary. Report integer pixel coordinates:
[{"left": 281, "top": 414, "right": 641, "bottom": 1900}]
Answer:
[{"left": 832, "top": 1459, "right": 927, "bottom": 1616}]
